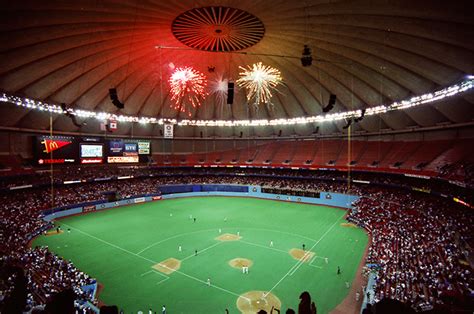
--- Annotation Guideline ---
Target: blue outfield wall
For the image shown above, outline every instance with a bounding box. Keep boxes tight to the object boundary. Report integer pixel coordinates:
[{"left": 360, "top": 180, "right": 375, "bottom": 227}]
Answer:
[
  {"left": 161, "top": 185, "right": 359, "bottom": 208},
  {"left": 43, "top": 207, "right": 83, "bottom": 221},
  {"left": 158, "top": 184, "right": 249, "bottom": 194},
  {"left": 43, "top": 195, "right": 161, "bottom": 221},
  {"left": 43, "top": 185, "right": 359, "bottom": 221}
]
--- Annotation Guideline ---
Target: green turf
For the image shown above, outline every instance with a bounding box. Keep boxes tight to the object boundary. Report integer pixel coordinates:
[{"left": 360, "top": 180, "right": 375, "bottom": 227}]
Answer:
[{"left": 32, "top": 196, "right": 368, "bottom": 314}]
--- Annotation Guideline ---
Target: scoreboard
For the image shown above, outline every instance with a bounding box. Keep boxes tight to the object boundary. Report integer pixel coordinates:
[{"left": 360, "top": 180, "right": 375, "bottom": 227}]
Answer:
[{"left": 35, "top": 135, "right": 151, "bottom": 165}]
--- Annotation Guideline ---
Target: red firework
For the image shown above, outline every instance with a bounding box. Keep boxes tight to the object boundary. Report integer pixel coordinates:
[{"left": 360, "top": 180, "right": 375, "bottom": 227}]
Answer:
[{"left": 169, "top": 67, "right": 208, "bottom": 116}]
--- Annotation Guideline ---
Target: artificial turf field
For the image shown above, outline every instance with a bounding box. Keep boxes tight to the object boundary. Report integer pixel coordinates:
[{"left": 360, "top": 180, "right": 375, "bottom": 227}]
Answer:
[{"left": 32, "top": 196, "right": 368, "bottom": 313}]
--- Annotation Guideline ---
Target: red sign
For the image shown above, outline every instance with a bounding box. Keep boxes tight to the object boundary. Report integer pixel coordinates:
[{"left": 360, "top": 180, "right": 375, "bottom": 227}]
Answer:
[
  {"left": 38, "top": 159, "right": 75, "bottom": 164},
  {"left": 81, "top": 158, "right": 103, "bottom": 164},
  {"left": 109, "top": 120, "right": 117, "bottom": 131},
  {"left": 41, "top": 139, "right": 72, "bottom": 153},
  {"left": 123, "top": 152, "right": 138, "bottom": 157}
]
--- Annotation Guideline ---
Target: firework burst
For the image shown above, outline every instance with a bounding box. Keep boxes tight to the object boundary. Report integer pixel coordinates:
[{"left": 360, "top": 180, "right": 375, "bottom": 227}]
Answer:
[
  {"left": 236, "top": 62, "right": 283, "bottom": 107},
  {"left": 209, "top": 75, "right": 229, "bottom": 107},
  {"left": 169, "top": 66, "right": 208, "bottom": 116}
]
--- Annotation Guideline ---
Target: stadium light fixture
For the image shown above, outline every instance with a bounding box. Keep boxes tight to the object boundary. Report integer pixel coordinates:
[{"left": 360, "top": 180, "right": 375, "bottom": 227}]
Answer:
[{"left": 1, "top": 77, "right": 473, "bottom": 127}]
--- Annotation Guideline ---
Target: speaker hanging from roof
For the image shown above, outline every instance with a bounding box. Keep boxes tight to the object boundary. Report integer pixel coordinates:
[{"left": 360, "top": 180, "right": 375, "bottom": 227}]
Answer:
[
  {"left": 109, "top": 88, "right": 124, "bottom": 109},
  {"left": 227, "top": 82, "right": 234, "bottom": 105},
  {"left": 322, "top": 94, "right": 336, "bottom": 113},
  {"left": 301, "top": 45, "right": 313, "bottom": 67}
]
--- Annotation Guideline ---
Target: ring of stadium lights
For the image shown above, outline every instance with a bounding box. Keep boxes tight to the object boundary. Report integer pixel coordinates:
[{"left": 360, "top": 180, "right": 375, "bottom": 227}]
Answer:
[{"left": 1, "top": 77, "right": 472, "bottom": 127}]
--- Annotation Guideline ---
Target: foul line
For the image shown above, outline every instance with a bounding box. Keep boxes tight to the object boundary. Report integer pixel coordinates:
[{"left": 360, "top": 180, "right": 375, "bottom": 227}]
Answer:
[
  {"left": 288, "top": 213, "right": 343, "bottom": 276},
  {"left": 151, "top": 270, "right": 170, "bottom": 286},
  {"left": 156, "top": 277, "right": 169, "bottom": 286},
  {"left": 141, "top": 269, "right": 170, "bottom": 285},
  {"left": 140, "top": 270, "right": 153, "bottom": 277},
  {"left": 240, "top": 240, "right": 329, "bottom": 264},
  {"left": 61, "top": 223, "right": 248, "bottom": 301},
  {"left": 181, "top": 242, "right": 223, "bottom": 261},
  {"left": 151, "top": 269, "right": 169, "bottom": 279},
  {"left": 233, "top": 227, "right": 318, "bottom": 242},
  {"left": 61, "top": 223, "right": 162, "bottom": 266},
  {"left": 152, "top": 261, "right": 250, "bottom": 301},
  {"left": 264, "top": 212, "right": 345, "bottom": 297}
]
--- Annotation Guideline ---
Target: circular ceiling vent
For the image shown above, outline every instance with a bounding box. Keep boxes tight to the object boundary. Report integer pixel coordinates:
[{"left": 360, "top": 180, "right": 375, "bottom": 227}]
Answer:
[{"left": 172, "top": 6, "right": 265, "bottom": 52}]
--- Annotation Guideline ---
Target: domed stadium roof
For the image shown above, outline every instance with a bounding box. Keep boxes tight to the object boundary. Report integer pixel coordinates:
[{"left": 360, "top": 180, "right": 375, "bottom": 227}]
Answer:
[{"left": 0, "top": 0, "right": 473, "bottom": 138}]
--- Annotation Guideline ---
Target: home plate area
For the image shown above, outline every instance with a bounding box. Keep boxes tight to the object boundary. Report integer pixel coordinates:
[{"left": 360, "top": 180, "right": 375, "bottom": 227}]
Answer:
[{"left": 237, "top": 291, "right": 281, "bottom": 314}]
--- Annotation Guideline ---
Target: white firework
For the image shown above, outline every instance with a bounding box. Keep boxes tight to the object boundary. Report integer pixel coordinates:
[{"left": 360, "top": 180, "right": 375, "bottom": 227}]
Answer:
[
  {"left": 209, "top": 76, "right": 229, "bottom": 108},
  {"left": 236, "top": 62, "right": 283, "bottom": 107}
]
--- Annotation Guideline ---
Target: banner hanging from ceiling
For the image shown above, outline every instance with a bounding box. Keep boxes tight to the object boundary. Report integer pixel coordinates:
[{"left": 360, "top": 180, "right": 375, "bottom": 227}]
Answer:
[{"left": 164, "top": 123, "right": 174, "bottom": 139}]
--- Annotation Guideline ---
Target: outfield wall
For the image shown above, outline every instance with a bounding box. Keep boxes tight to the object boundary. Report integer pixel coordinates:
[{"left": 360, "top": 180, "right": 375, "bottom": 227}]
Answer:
[
  {"left": 43, "top": 195, "right": 162, "bottom": 221},
  {"left": 160, "top": 185, "right": 358, "bottom": 209},
  {"left": 43, "top": 185, "right": 358, "bottom": 221}
]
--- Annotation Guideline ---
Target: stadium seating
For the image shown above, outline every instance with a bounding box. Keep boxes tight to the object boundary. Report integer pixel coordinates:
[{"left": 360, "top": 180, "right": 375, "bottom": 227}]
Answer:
[
  {"left": 220, "top": 148, "right": 241, "bottom": 163},
  {"left": 252, "top": 142, "right": 280, "bottom": 164},
  {"left": 271, "top": 141, "right": 296, "bottom": 164},
  {"left": 356, "top": 141, "right": 394, "bottom": 167},
  {"left": 335, "top": 141, "right": 367, "bottom": 166},
  {"left": 240, "top": 145, "right": 260, "bottom": 163},
  {"left": 400, "top": 140, "right": 452, "bottom": 169},
  {"left": 311, "top": 140, "right": 342, "bottom": 166},
  {"left": 291, "top": 140, "right": 319, "bottom": 165},
  {"left": 377, "top": 141, "right": 420, "bottom": 168},
  {"left": 426, "top": 139, "right": 473, "bottom": 170},
  {"left": 145, "top": 139, "right": 474, "bottom": 183}
]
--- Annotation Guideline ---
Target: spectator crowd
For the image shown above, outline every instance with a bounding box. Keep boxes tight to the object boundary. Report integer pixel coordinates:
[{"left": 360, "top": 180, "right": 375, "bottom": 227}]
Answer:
[{"left": 348, "top": 191, "right": 473, "bottom": 312}]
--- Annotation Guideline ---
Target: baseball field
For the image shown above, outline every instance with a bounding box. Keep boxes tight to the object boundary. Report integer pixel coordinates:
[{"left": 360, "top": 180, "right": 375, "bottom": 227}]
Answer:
[{"left": 32, "top": 196, "right": 368, "bottom": 313}]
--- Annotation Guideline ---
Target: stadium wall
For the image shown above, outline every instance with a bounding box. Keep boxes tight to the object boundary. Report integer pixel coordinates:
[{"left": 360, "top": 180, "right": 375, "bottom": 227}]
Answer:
[
  {"left": 42, "top": 185, "right": 358, "bottom": 221},
  {"left": 43, "top": 195, "right": 162, "bottom": 221},
  {"left": 160, "top": 185, "right": 358, "bottom": 208}
]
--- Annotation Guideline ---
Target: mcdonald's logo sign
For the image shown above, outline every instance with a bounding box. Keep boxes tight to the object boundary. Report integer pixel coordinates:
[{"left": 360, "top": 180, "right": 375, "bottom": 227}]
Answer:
[{"left": 42, "top": 139, "right": 72, "bottom": 153}]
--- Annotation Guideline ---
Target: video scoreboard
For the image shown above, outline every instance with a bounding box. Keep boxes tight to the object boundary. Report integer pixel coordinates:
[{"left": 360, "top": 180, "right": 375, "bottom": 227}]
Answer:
[{"left": 35, "top": 135, "right": 151, "bottom": 165}]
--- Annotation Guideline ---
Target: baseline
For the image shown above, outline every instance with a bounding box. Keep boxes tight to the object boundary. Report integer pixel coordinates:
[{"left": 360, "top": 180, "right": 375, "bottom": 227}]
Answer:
[{"left": 264, "top": 211, "right": 345, "bottom": 296}]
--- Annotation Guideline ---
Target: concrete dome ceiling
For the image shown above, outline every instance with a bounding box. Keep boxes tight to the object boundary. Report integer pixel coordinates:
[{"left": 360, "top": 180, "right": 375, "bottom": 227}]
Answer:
[{"left": 0, "top": 0, "right": 473, "bottom": 138}]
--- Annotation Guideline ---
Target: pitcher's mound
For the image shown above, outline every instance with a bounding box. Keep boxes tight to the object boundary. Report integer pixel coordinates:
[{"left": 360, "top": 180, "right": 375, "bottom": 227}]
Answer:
[
  {"left": 289, "top": 248, "right": 315, "bottom": 262},
  {"left": 228, "top": 258, "right": 253, "bottom": 269},
  {"left": 152, "top": 258, "right": 181, "bottom": 275},
  {"left": 237, "top": 291, "right": 281, "bottom": 314},
  {"left": 216, "top": 233, "right": 241, "bottom": 241}
]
